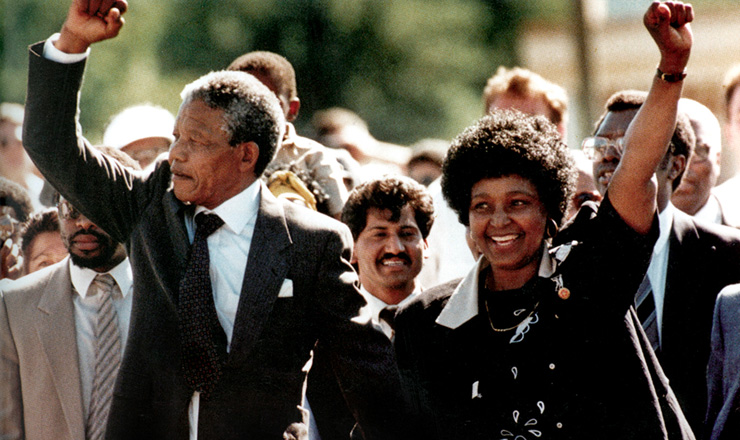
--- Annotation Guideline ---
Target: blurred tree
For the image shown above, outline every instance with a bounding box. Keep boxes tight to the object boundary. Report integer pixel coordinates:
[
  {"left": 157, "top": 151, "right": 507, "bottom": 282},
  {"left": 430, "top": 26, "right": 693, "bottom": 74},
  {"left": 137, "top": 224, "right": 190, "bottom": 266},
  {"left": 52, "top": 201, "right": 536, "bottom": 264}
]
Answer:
[
  {"left": 2, "top": 0, "right": 525, "bottom": 145},
  {"left": 161, "top": 0, "right": 524, "bottom": 143}
]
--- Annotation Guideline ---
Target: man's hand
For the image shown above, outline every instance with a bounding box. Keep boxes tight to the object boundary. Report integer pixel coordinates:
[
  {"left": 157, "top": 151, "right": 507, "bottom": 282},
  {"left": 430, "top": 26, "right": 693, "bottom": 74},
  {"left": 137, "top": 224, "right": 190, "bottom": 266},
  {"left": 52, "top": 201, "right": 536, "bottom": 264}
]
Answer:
[
  {"left": 644, "top": 1, "right": 693, "bottom": 74},
  {"left": 56, "top": 0, "right": 128, "bottom": 54},
  {"left": 0, "top": 239, "right": 23, "bottom": 280}
]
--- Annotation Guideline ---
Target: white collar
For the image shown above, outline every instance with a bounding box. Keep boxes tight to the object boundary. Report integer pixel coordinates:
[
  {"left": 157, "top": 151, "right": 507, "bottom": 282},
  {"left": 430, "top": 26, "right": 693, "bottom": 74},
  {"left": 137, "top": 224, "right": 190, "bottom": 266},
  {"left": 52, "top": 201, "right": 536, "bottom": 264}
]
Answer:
[
  {"left": 654, "top": 202, "right": 675, "bottom": 256},
  {"left": 69, "top": 256, "right": 133, "bottom": 299},
  {"left": 694, "top": 193, "right": 723, "bottom": 225},
  {"left": 194, "top": 179, "right": 261, "bottom": 235},
  {"left": 436, "top": 246, "right": 557, "bottom": 329},
  {"left": 353, "top": 285, "right": 421, "bottom": 325}
]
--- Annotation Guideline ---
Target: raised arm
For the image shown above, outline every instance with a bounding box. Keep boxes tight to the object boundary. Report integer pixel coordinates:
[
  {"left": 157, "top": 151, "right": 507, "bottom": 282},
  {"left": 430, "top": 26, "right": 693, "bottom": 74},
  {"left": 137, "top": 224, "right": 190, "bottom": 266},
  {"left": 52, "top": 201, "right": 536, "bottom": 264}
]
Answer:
[
  {"left": 608, "top": 1, "right": 693, "bottom": 233},
  {"left": 55, "top": 0, "right": 128, "bottom": 53}
]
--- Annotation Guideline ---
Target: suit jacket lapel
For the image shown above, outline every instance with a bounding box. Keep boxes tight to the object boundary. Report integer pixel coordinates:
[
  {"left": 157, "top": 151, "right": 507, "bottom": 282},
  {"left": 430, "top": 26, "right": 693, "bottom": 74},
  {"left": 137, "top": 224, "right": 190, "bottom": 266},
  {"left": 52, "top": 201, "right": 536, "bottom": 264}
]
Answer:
[
  {"left": 163, "top": 189, "right": 191, "bottom": 262},
  {"left": 663, "top": 212, "right": 703, "bottom": 345},
  {"left": 228, "top": 184, "right": 292, "bottom": 363},
  {"left": 35, "top": 263, "right": 86, "bottom": 440}
]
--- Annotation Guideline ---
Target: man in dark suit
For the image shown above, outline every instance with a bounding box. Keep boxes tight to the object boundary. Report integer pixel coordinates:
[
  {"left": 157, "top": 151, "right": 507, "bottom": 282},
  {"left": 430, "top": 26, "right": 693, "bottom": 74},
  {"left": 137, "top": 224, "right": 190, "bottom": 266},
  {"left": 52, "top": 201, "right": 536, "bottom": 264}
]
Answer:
[
  {"left": 587, "top": 90, "right": 740, "bottom": 431},
  {"left": 21, "top": 1, "right": 407, "bottom": 439},
  {"left": 308, "top": 175, "right": 435, "bottom": 439}
]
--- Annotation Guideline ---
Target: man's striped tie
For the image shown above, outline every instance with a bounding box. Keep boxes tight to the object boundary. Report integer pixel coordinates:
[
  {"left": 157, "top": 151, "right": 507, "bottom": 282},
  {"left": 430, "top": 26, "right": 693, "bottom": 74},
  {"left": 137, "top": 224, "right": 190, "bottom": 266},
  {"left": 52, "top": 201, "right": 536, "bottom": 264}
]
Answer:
[
  {"left": 86, "top": 273, "right": 122, "bottom": 440},
  {"left": 635, "top": 274, "right": 660, "bottom": 352}
]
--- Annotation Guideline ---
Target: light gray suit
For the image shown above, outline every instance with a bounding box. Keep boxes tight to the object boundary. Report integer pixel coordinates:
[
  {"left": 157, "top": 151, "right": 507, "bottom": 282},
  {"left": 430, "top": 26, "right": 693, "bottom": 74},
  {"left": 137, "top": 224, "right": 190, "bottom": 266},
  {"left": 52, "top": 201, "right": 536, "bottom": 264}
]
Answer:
[
  {"left": 0, "top": 260, "right": 85, "bottom": 440},
  {"left": 706, "top": 283, "right": 740, "bottom": 440}
]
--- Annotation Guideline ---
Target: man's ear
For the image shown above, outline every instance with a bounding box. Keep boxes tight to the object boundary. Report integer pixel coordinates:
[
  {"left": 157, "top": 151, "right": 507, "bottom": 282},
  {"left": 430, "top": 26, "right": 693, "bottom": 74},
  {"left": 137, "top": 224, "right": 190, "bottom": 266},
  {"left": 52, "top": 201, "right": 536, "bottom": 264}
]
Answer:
[
  {"left": 422, "top": 238, "right": 429, "bottom": 259},
  {"left": 287, "top": 98, "right": 300, "bottom": 122},
  {"left": 669, "top": 154, "right": 687, "bottom": 180},
  {"left": 237, "top": 141, "right": 260, "bottom": 173}
]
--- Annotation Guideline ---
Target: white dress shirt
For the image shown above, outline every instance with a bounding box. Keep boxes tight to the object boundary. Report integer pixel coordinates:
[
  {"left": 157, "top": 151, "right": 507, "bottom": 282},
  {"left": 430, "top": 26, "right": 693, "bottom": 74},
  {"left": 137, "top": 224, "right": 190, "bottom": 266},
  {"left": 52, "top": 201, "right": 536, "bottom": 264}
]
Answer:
[
  {"left": 694, "top": 193, "right": 723, "bottom": 225},
  {"left": 185, "top": 180, "right": 260, "bottom": 439},
  {"left": 356, "top": 285, "right": 421, "bottom": 340},
  {"left": 70, "top": 256, "right": 134, "bottom": 420},
  {"left": 646, "top": 203, "right": 675, "bottom": 347}
]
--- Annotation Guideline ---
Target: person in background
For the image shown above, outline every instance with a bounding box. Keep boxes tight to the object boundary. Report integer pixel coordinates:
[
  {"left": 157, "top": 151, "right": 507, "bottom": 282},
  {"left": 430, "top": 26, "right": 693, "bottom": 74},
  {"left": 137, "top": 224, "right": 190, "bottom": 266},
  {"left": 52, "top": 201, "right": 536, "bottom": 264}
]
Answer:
[
  {"left": 0, "top": 103, "right": 45, "bottom": 211},
  {"left": 482, "top": 66, "right": 569, "bottom": 139},
  {"left": 710, "top": 65, "right": 740, "bottom": 226},
  {"left": 0, "top": 177, "right": 35, "bottom": 280},
  {"left": 394, "top": 3, "right": 695, "bottom": 438},
  {"left": 311, "top": 107, "right": 409, "bottom": 180},
  {"left": 406, "top": 139, "right": 448, "bottom": 187},
  {"left": 308, "top": 175, "right": 434, "bottom": 439},
  {"left": 0, "top": 188, "right": 132, "bottom": 440},
  {"left": 672, "top": 98, "right": 733, "bottom": 226},
  {"left": 19, "top": 207, "right": 68, "bottom": 276},
  {"left": 227, "top": 52, "right": 349, "bottom": 219},
  {"left": 565, "top": 149, "right": 602, "bottom": 221},
  {"left": 102, "top": 103, "right": 176, "bottom": 169}
]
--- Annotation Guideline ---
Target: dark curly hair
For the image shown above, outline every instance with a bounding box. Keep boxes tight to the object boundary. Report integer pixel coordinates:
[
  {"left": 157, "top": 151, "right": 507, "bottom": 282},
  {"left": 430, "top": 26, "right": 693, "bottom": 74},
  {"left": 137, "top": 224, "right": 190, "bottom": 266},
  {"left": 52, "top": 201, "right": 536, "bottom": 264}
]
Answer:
[
  {"left": 0, "top": 176, "right": 34, "bottom": 223},
  {"left": 442, "top": 110, "right": 576, "bottom": 227},
  {"left": 20, "top": 207, "right": 61, "bottom": 273},
  {"left": 342, "top": 175, "right": 435, "bottom": 241}
]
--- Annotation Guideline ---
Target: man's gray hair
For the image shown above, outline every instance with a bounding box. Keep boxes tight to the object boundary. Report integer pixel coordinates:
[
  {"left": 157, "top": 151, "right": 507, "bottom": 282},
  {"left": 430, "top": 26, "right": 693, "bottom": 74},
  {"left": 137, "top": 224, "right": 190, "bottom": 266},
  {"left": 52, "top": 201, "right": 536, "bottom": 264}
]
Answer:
[{"left": 180, "top": 70, "right": 285, "bottom": 175}]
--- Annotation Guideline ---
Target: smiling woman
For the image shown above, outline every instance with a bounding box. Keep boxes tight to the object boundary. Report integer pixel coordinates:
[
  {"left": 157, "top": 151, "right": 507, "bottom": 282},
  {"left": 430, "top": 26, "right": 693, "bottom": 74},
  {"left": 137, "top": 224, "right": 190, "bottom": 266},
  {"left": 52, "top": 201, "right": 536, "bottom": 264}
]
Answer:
[{"left": 393, "top": 87, "right": 692, "bottom": 438}]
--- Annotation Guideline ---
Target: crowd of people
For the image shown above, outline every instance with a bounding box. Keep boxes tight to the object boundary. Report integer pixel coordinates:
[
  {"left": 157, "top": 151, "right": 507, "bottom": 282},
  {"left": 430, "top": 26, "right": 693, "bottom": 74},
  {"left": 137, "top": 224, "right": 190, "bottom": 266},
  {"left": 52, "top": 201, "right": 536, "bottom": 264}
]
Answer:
[{"left": 3, "top": 0, "right": 740, "bottom": 439}]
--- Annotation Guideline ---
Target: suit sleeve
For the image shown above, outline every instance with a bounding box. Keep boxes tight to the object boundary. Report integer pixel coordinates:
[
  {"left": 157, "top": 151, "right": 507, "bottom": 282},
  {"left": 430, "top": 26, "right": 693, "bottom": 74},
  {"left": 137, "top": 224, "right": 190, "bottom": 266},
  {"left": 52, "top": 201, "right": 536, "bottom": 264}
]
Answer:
[
  {"left": 706, "top": 287, "right": 732, "bottom": 440},
  {"left": 23, "top": 42, "right": 160, "bottom": 244},
  {"left": 0, "top": 296, "right": 24, "bottom": 440},
  {"left": 312, "top": 225, "right": 413, "bottom": 440}
]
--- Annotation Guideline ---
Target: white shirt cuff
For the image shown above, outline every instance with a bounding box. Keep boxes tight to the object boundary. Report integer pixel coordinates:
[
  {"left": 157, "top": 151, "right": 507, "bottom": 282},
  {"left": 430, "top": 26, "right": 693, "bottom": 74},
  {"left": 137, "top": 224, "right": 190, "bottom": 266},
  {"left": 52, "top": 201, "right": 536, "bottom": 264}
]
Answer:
[{"left": 43, "top": 33, "right": 90, "bottom": 63}]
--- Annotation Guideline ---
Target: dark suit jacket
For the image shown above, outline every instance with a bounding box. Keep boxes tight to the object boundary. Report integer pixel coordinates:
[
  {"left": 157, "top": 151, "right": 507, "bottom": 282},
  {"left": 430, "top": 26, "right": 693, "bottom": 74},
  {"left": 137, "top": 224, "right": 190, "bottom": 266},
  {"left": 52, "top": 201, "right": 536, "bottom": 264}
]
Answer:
[
  {"left": 394, "top": 198, "right": 694, "bottom": 440},
  {"left": 659, "top": 210, "right": 740, "bottom": 430},
  {"left": 23, "top": 42, "right": 407, "bottom": 440},
  {"left": 0, "top": 261, "right": 86, "bottom": 440}
]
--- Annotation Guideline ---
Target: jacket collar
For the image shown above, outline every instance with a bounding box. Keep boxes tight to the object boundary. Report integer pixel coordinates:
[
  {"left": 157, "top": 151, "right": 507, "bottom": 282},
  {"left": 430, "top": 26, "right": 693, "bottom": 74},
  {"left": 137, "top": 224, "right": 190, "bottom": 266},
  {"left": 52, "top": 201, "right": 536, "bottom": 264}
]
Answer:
[{"left": 435, "top": 244, "right": 562, "bottom": 329}]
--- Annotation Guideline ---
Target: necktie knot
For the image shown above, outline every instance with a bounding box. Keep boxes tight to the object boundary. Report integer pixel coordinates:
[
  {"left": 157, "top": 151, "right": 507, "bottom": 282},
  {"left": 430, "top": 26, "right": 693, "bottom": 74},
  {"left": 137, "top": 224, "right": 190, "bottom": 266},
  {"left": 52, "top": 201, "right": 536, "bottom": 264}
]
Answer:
[
  {"left": 379, "top": 305, "right": 398, "bottom": 329},
  {"left": 195, "top": 213, "right": 224, "bottom": 238},
  {"left": 90, "top": 273, "right": 117, "bottom": 298}
]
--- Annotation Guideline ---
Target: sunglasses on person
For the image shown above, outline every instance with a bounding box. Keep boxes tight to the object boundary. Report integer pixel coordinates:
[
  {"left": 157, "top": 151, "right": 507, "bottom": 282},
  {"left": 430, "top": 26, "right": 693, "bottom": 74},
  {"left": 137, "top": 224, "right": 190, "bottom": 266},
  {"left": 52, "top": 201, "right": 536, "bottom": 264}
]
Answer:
[
  {"left": 58, "top": 200, "right": 83, "bottom": 220},
  {"left": 581, "top": 136, "right": 625, "bottom": 161}
]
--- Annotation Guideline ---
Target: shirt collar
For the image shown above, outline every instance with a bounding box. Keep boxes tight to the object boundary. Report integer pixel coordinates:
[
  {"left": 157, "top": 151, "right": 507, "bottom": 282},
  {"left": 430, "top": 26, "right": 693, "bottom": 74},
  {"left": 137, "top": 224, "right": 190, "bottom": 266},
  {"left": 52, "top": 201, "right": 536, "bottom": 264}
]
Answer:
[
  {"left": 353, "top": 285, "right": 422, "bottom": 325},
  {"left": 194, "top": 179, "right": 261, "bottom": 235},
  {"left": 694, "top": 193, "right": 723, "bottom": 225},
  {"left": 436, "top": 246, "right": 555, "bottom": 329},
  {"left": 654, "top": 202, "right": 675, "bottom": 255},
  {"left": 69, "top": 256, "right": 133, "bottom": 299},
  {"left": 284, "top": 122, "right": 297, "bottom": 142}
]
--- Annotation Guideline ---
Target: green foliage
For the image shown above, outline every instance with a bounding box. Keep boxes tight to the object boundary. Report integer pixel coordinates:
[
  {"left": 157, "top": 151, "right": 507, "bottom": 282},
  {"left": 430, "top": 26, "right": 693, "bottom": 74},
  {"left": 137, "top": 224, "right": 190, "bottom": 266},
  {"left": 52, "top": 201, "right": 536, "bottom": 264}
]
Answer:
[{"left": 2, "top": 0, "right": 525, "bottom": 144}]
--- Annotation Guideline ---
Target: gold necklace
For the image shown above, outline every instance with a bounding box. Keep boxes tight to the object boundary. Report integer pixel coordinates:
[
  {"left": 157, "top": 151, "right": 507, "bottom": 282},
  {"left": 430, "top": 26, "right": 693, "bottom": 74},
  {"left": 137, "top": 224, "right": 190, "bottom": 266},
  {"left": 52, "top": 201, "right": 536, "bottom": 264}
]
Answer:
[{"left": 484, "top": 299, "right": 540, "bottom": 332}]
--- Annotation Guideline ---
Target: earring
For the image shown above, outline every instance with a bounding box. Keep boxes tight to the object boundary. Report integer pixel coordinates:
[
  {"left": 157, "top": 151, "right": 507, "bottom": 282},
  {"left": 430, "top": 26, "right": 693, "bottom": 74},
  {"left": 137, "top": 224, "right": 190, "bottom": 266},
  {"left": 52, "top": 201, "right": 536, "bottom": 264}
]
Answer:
[{"left": 545, "top": 218, "right": 559, "bottom": 239}]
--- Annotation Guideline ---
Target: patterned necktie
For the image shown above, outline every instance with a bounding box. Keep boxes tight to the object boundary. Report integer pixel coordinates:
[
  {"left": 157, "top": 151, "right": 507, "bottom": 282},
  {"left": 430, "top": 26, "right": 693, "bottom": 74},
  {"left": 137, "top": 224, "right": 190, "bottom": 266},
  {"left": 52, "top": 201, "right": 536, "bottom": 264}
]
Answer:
[
  {"left": 178, "top": 212, "right": 226, "bottom": 399},
  {"left": 86, "top": 273, "right": 122, "bottom": 440},
  {"left": 635, "top": 274, "right": 660, "bottom": 352}
]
